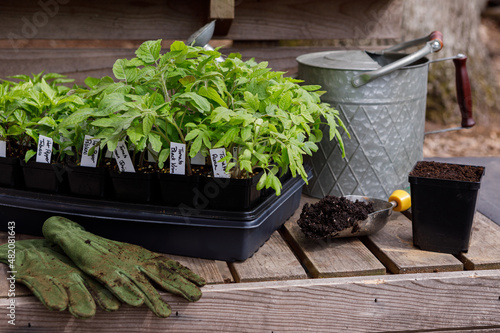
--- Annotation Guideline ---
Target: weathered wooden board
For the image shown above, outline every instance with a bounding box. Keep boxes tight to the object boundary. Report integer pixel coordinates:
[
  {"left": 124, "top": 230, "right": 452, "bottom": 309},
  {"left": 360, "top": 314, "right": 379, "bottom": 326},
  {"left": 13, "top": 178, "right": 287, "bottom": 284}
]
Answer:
[
  {"left": 1, "top": 270, "right": 499, "bottom": 332},
  {"left": 364, "top": 212, "right": 464, "bottom": 273},
  {"left": 281, "top": 195, "right": 386, "bottom": 278},
  {"left": 0, "top": 48, "right": 135, "bottom": 83},
  {"left": 0, "top": 0, "right": 402, "bottom": 40},
  {"left": 168, "top": 255, "right": 225, "bottom": 285},
  {"left": 0, "top": 45, "right": 334, "bottom": 83},
  {"left": 458, "top": 212, "right": 500, "bottom": 270},
  {"left": 229, "top": 232, "right": 307, "bottom": 282}
]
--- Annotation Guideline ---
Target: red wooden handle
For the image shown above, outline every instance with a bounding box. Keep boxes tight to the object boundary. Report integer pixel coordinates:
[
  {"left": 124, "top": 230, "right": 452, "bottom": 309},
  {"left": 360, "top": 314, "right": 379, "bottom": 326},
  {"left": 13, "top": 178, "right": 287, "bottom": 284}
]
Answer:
[
  {"left": 429, "top": 31, "right": 444, "bottom": 49},
  {"left": 453, "top": 55, "right": 475, "bottom": 128}
]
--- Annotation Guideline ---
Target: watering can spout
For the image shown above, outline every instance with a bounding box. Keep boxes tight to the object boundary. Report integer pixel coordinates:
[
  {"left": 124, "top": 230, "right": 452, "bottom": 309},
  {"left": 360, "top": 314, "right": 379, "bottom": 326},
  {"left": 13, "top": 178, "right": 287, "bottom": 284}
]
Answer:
[{"left": 186, "top": 20, "right": 216, "bottom": 47}]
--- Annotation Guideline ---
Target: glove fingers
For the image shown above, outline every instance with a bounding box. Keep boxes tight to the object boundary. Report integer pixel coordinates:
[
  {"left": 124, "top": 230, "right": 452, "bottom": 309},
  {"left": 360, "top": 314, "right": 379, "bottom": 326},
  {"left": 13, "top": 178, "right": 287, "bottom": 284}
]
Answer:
[
  {"left": 124, "top": 272, "right": 171, "bottom": 318},
  {"left": 66, "top": 280, "right": 97, "bottom": 319},
  {"left": 141, "top": 266, "right": 202, "bottom": 302},
  {"left": 19, "top": 276, "right": 68, "bottom": 312},
  {"left": 84, "top": 277, "right": 121, "bottom": 312},
  {"left": 165, "top": 259, "right": 207, "bottom": 287},
  {"left": 98, "top": 271, "right": 144, "bottom": 307}
]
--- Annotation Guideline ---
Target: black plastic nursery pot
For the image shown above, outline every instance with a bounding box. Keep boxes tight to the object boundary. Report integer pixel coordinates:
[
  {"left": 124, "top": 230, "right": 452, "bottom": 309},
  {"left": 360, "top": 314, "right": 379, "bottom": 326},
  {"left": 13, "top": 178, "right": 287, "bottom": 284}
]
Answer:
[
  {"left": 0, "top": 157, "right": 23, "bottom": 188},
  {"left": 66, "top": 165, "right": 109, "bottom": 198},
  {"left": 157, "top": 173, "right": 205, "bottom": 207},
  {"left": 21, "top": 160, "right": 67, "bottom": 193},
  {"left": 204, "top": 171, "right": 264, "bottom": 211},
  {"left": 109, "top": 170, "right": 156, "bottom": 203},
  {"left": 409, "top": 162, "right": 485, "bottom": 254},
  {"left": 0, "top": 169, "right": 309, "bottom": 261}
]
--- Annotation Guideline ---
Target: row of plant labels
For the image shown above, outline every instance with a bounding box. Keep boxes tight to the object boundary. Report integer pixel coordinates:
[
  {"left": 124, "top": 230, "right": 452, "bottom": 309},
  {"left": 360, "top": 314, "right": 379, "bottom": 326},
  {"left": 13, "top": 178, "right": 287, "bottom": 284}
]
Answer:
[{"left": 0, "top": 136, "right": 230, "bottom": 178}]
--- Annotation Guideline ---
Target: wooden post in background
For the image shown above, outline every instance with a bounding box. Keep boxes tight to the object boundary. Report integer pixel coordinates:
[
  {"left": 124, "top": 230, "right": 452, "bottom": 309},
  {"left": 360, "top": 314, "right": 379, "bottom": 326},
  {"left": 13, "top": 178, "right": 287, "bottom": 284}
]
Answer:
[{"left": 210, "top": 0, "right": 235, "bottom": 36}]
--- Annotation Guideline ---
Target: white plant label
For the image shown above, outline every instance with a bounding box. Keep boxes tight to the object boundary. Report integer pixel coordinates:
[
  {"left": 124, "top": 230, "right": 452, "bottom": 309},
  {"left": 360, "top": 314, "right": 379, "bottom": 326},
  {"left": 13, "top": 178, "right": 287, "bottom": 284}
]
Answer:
[
  {"left": 81, "top": 135, "right": 100, "bottom": 168},
  {"left": 170, "top": 142, "right": 186, "bottom": 175},
  {"left": 36, "top": 135, "right": 53, "bottom": 164},
  {"left": 0, "top": 140, "right": 6, "bottom": 157},
  {"left": 114, "top": 141, "right": 135, "bottom": 173},
  {"left": 191, "top": 151, "right": 205, "bottom": 165},
  {"left": 210, "top": 148, "right": 230, "bottom": 178}
]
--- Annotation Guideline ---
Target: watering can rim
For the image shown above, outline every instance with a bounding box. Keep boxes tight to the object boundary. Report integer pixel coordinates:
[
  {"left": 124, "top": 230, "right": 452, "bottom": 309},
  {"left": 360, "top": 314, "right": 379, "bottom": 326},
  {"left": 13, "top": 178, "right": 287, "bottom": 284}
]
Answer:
[{"left": 296, "top": 50, "right": 430, "bottom": 71}]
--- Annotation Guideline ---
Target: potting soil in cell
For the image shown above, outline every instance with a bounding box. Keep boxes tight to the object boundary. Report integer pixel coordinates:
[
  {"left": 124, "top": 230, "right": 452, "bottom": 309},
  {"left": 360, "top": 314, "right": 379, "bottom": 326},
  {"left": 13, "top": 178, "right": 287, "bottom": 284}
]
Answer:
[
  {"left": 297, "top": 196, "right": 374, "bottom": 239},
  {"left": 409, "top": 161, "right": 484, "bottom": 182}
]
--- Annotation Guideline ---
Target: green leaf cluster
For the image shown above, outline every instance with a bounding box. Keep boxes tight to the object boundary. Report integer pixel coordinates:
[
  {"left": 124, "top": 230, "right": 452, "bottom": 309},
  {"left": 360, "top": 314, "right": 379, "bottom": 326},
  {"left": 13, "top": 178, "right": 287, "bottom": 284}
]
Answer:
[
  {"left": 0, "top": 40, "right": 348, "bottom": 195},
  {"left": 0, "top": 72, "right": 83, "bottom": 162}
]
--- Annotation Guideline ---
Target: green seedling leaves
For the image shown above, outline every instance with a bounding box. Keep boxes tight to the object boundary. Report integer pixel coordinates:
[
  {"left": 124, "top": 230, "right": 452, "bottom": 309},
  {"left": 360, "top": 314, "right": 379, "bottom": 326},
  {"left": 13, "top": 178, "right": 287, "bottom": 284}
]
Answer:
[
  {"left": 136, "top": 39, "right": 162, "bottom": 64},
  {"left": 198, "top": 86, "right": 227, "bottom": 108},
  {"left": 0, "top": 39, "right": 347, "bottom": 193}
]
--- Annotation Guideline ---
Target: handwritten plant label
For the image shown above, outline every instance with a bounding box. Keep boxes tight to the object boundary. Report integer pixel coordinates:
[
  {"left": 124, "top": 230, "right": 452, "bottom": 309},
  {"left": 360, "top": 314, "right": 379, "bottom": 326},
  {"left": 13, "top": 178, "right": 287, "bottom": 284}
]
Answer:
[
  {"left": 191, "top": 151, "right": 205, "bottom": 165},
  {"left": 0, "top": 140, "right": 6, "bottom": 157},
  {"left": 36, "top": 135, "right": 53, "bottom": 164},
  {"left": 81, "top": 135, "right": 100, "bottom": 167},
  {"left": 170, "top": 142, "right": 186, "bottom": 175},
  {"left": 210, "top": 148, "right": 230, "bottom": 178},
  {"left": 113, "top": 141, "right": 135, "bottom": 173}
]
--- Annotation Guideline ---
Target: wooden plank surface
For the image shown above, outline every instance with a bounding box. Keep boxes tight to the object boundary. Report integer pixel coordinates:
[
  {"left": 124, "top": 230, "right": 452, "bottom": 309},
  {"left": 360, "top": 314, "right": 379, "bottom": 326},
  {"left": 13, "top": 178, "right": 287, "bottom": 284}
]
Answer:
[
  {"left": 281, "top": 195, "right": 386, "bottom": 278},
  {"left": 229, "top": 232, "right": 307, "bottom": 282},
  {"left": 0, "top": 0, "right": 402, "bottom": 40},
  {"left": 0, "top": 46, "right": 334, "bottom": 83},
  {"left": 1, "top": 270, "right": 500, "bottom": 332},
  {"left": 168, "top": 255, "right": 225, "bottom": 285},
  {"left": 364, "top": 212, "right": 464, "bottom": 274},
  {"left": 458, "top": 212, "right": 500, "bottom": 270},
  {"left": 0, "top": 48, "right": 135, "bottom": 84}
]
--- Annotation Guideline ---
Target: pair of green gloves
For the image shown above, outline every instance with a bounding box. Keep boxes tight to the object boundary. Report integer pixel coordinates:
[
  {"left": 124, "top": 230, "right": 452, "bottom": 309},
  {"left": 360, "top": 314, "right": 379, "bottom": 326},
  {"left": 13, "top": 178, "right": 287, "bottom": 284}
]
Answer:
[{"left": 0, "top": 216, "right": 206, "bottom": 319}]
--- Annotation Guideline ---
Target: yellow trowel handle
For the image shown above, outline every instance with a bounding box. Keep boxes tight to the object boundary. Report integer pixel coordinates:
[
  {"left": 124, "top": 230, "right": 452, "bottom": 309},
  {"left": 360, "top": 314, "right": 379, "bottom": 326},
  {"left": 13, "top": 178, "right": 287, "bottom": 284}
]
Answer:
[{"left": 389, "top": 190, "right": 411, "bottom": 212}]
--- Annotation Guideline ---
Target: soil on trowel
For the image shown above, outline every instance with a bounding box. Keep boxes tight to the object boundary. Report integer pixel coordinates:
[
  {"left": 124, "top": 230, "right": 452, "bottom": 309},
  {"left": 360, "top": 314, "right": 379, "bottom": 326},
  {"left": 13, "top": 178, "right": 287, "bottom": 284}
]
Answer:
[
  {"left": 409, "top": 161, "right": 484, "bottom": 182},
  {"left": 297, "top": 196, "right": 375, "bottom": 239}
]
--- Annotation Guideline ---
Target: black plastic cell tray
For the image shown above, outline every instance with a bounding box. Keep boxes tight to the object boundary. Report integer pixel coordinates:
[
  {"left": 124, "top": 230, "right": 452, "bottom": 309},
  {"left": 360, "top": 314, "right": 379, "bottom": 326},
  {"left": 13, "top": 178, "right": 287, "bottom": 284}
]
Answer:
[{"left": 0, "top": 173, "right": 306, "bottom": 261}]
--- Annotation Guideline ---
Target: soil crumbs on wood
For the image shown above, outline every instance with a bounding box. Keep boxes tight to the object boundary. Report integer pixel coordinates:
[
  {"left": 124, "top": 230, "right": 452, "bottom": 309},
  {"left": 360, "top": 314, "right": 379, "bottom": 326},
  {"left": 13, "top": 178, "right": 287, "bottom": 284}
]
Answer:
[
  {"left": 409, "top": 161, "right": 484, "bottom": 182},
  {"left": 298, "top": 196, "right": 375, "bottom": 239}
]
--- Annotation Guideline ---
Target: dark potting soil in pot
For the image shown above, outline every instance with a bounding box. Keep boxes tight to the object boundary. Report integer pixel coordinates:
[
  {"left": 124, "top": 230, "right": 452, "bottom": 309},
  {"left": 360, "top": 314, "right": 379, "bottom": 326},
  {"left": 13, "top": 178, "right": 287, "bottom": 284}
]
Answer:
[
  {"left": 409, "top": 161, "right": 484, "bottom": 182},
  {"left": 297, "top": 196, "right": 375, "bottom": 239}
]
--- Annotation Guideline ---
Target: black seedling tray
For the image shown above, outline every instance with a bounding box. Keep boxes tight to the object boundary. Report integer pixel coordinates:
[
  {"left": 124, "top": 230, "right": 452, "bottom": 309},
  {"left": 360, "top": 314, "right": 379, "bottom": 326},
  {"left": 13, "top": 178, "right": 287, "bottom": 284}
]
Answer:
[{"left": 0, "top": 171, "right": 308, "bottom": 261}]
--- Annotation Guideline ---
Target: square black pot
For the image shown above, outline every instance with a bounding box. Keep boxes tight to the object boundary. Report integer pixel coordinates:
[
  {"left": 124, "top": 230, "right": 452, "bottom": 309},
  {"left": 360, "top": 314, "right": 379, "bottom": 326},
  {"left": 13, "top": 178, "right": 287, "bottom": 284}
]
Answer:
[
  {"left": 109, "top": 170, "right": 155, "bottom": 203},
  {"left": 204, "top": 172, "right": 264, "bottom": 211},
  {"left": 0, "top": 157, "right": 23, "bottom": 188},
  {"left": 409, "top": 162, "right": 485, "bottom": 254},
  {"left": 157, "top": 173, "right": 205, "bottom": 208},
  {"left": 66, "top": 165, "right": 109, "bottom": 198},
  {"left": 21, "top": 160, "right": 67, "bottom": 193}
]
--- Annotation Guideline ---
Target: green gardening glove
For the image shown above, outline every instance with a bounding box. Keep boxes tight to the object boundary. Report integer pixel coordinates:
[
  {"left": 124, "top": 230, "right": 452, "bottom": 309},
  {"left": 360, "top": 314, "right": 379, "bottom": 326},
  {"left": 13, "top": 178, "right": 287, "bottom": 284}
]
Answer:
[
  {"left": 0, "top": 239, "right": 121, "bottom": 319},
  {"left": 42, "top": 216, "right": 206, "bottom": 318}
]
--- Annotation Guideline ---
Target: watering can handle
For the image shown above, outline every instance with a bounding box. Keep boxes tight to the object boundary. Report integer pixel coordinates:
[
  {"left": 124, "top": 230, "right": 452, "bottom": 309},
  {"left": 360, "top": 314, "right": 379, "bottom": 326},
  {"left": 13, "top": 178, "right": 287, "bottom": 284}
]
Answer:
[
  {"left": 381, "top": 31, "right": 443, "bottom": 53},
  {"left": 453, "top": 55, "right": 475, "bottom": 128},
  {"left": 352, "top": 31, "right": 443, "bottom": 88},
  {"left": 424, "top": 53, "right": 475, "bottom": 134}
]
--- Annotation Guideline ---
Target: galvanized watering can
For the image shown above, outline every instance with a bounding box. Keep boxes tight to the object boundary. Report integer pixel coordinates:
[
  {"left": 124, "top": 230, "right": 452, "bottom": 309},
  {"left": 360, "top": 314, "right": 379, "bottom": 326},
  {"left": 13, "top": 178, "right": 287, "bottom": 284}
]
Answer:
[{"left": 297, "top": 31, "right": 474, "bottom": 199}]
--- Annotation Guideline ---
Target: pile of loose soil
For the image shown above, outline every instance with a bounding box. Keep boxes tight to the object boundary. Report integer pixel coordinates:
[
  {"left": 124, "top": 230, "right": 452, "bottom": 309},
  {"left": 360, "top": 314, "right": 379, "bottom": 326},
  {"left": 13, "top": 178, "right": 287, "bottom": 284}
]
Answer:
[
  {"left": 297, "top": 196, "right": 375, "bottom": 239},
  {"left": 409, "top": 161, "right": 484, "bottom": 182}
]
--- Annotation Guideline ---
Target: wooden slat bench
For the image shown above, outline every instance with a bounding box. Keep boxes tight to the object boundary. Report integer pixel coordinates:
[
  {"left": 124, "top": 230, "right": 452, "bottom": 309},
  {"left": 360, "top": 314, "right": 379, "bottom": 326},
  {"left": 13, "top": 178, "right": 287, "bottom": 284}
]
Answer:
[{"left": 1, "top": 193, "right": 500, "bottom": 332}]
